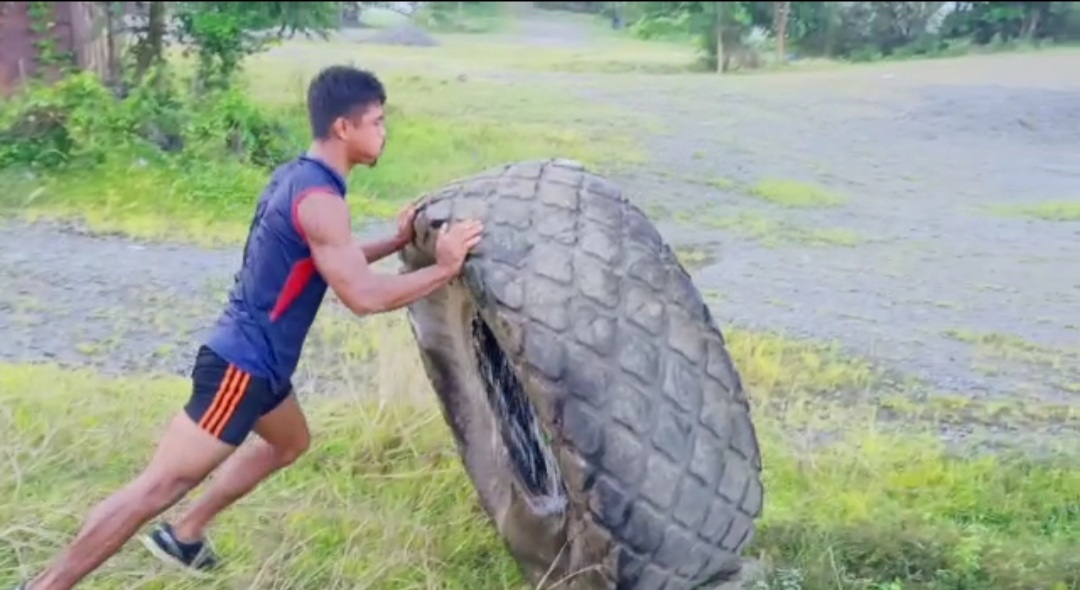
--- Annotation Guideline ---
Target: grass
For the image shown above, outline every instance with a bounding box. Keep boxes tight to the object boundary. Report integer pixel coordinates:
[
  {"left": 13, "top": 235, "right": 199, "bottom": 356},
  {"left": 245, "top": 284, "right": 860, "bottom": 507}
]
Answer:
[
  {"left": 673, "top": 244, "right": 715, "bottom": 270},
  {"left": 302, "top": 32, "right": 698, "bottom": 77},
  {"left": 0, "top": 366, "right": 524, "bottom": 589},
  {"left": 942, "top": 329, "right": 1080, "bottom": 391},
  {"left": 1, "top": 307, "right": 1077, "bottom": 590},
  {"left": 988, "top": 200, "right": 1080, "bottom": 222},
  {"left": 748, "top": 179, "right": 847, "bottom": 209},
  {"left": 668, "top": 209, "right": 861, "bottom": 249}
]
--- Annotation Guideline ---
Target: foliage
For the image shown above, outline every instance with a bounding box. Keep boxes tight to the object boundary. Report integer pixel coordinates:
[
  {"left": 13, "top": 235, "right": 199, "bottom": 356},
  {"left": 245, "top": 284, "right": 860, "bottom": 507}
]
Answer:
[
  {"left": 620, "top": 1, "right": 1080, "bottom": 67},
  {"left": 172, "top": 2, "right": 340, "bottom": 92},
  {"left": 27, "top": 1, "right": 76, "bottom": 73},
  {"left": 109, "top": 1, "right": 341, "bottom": 93},
  {"left": 0, "top": 71, "right": 299, "bottom": 173}
]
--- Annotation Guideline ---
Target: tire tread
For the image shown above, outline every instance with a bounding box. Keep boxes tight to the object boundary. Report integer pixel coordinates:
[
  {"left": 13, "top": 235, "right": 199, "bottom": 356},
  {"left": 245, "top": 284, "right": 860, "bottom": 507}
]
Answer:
[{"left": 408, "top": 159, "right": 763, "bottom": 590}]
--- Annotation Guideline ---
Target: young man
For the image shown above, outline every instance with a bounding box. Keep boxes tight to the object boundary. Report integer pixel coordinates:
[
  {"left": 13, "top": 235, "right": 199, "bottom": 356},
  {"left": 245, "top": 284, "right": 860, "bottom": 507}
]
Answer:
[{"left": 17, "top": 65, "right": 484, "bottom": 590}]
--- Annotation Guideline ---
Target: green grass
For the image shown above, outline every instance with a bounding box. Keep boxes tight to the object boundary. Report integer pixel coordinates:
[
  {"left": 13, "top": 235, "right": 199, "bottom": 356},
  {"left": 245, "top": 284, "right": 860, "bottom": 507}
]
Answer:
[
  {"left": 941, "top": 329, "right": 1080, "bottom": 390},
  {"left": 0, "top": 365, "right": 524, "bottom": 589},
  {"left": 319, "top": 5, "right": 700, "bottom": 76},
  {"left": 1, "top": 308, "right": 1076, "bottom": 590},
  {"left": 988, "top": 200, "right": 1080, "bottom": 222},
  {"left": 674, "top": 210, "right": 861, "bottom": 249},
  {"left": 748, "top": 179, "right": 847, "bottom": 209},
  {"left": 673, "top": 244, "right": 715, "bottom": 270}
]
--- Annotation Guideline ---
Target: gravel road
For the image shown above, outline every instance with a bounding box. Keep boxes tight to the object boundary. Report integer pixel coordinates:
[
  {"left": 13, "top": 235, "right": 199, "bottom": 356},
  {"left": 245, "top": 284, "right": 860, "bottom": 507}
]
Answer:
[{"left": 595, "top": 56, "right": 1080, "bottom": 407}]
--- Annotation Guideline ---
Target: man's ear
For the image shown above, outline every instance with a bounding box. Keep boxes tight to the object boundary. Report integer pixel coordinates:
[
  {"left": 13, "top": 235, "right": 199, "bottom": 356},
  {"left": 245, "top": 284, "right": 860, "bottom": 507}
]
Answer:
[{"left": 329, "top": 117, "right": 347, "bottom": 141}]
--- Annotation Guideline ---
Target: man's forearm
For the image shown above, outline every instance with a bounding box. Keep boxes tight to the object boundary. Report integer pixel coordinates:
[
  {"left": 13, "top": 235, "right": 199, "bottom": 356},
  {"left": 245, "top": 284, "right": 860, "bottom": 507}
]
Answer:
[
  {"left": 358, "top": 235, "right": 407, "bottom": 264},
  {"left": 344, "top": 264, "right": 456, "bottom": 315}
]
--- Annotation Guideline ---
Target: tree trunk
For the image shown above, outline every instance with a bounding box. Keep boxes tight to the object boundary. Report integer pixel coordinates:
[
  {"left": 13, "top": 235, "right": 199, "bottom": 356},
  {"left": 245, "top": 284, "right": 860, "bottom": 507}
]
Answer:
[
  {"left": 774, "top": 1, "right": 790, "bottom": 63},
  {"left": 714, "top": 1, "right": 724, "bottom": 73},
  {"left": 134, "top": 0, "right": 166, "bottom": 83},
  {"left": 1020, "top": 7, "right": 1041, "bottom": 40},
  {"left": 101, "top": 1, "right": 122, "bottom": 89},
  {"left": 822, "top": 1, "right": 839, "bottom": 58}
]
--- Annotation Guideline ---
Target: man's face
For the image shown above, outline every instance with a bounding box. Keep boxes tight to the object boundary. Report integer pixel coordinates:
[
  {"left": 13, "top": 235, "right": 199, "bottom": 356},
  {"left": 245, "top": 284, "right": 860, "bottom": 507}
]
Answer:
[{"left": 337, "top": 103, "right": 386, "bottom": 167}]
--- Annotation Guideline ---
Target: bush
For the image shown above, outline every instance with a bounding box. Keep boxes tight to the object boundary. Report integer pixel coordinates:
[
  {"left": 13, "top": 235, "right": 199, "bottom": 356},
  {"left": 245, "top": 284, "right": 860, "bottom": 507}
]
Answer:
[
  {"left": 0, "top": 70, "right": 302, "bottom": 174},
  {"left": 0, "top": 73, "right": 131, "bottom": 170}
]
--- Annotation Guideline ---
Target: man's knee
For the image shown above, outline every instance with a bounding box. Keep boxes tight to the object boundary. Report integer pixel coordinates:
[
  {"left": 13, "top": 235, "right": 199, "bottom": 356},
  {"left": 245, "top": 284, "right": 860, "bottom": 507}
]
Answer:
[{"left": 273, "top": 432, "right": 310, "bottom": 466}]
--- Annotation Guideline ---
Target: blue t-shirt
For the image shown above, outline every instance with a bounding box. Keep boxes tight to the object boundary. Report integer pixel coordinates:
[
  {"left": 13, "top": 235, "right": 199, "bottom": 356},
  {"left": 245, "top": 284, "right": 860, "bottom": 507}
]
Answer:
[{"left": 205, "top": 154, "right": 348, "bottom": 390}]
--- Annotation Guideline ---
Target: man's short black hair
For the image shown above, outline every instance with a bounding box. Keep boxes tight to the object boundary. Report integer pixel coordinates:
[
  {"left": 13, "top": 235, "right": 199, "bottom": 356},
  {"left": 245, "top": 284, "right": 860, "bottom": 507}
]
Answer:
[{"left": 306, "top": 65, "right": 387, "bottom": 140}]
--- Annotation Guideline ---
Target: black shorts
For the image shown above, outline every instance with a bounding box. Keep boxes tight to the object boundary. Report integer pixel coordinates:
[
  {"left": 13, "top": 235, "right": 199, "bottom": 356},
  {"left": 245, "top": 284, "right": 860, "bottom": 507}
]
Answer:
[{"left": 184, "top": 345, "right": 293, "bottom": 446}]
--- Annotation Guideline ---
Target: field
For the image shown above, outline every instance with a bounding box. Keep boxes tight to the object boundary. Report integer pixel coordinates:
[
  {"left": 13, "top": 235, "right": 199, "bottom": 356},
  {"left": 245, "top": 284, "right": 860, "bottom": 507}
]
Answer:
[{"left": 1, "top": 4, "right": 1078, "bottom": 590}]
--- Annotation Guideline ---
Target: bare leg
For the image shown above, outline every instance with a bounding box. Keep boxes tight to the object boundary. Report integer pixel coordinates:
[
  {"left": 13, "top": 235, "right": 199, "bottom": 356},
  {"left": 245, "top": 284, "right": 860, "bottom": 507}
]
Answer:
[
  {"left": 27, "top": 413, "right": 235, "bottom": 590},
  {"left": 171, "top": 393, "right": 310, "bottom": 543}
]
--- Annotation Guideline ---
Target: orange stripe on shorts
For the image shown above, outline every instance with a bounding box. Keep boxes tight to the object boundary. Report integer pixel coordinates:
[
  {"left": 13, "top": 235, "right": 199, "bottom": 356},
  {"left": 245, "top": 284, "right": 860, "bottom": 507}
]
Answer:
[
  {"left": 199, "top": 365, "right": 242, "bottom": 432},
  {"left": 207, "top": 372, "right": 251, "bottom": 437}
]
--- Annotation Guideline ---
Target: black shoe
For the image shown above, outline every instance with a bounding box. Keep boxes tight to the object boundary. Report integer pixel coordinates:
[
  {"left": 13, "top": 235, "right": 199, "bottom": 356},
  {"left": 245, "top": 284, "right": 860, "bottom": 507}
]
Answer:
[{"left": 140, "top": 521, "right": 219, "bottom": 576}]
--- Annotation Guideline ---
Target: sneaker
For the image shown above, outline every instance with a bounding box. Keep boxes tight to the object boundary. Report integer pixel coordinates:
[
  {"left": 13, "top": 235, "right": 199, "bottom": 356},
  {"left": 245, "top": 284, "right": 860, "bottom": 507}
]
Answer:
[{"left": 139, "top": 521, "right": 219, "bottom": 576}]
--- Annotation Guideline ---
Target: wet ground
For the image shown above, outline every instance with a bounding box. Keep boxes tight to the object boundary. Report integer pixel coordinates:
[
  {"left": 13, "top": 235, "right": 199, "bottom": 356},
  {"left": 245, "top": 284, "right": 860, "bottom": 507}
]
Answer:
[{"left": 1, "top": 11, "right": 1078, "bottom": 448}]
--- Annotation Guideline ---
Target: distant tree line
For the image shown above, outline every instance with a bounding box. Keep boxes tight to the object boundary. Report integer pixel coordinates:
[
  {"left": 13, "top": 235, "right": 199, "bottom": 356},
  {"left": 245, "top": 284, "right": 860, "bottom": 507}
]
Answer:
[{"left": 540, "top": 2, "right": 1080, "bottom": 71}]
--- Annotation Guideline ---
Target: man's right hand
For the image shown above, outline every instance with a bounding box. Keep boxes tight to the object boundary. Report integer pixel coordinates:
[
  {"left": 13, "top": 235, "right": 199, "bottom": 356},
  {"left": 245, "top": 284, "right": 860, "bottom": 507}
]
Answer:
[
  {"left": 298, "top": 193, "right": 483, "bottom": 316},
  {"left": 435, "top": 220, "right": 484, "bottom": 273}
]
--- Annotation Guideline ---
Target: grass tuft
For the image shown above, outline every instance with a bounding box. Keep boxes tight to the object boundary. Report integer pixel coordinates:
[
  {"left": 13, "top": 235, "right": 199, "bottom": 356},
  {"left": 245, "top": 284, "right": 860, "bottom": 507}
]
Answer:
[
  {"left": 988, "top": 199, "right": 1080, "bottom": 222},
  {"left": 749, "top": 179, "right": 847, "bottom": 209}
]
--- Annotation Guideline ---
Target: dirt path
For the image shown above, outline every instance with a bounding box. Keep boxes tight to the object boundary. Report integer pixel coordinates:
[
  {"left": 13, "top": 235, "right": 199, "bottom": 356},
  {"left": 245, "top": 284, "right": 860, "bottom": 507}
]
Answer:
[
  {"left": 2, "top": 11, "right": 1077, "bottom": 449},
  {"left": 0, "top": 222, "right": 235, "bottom": 375}
]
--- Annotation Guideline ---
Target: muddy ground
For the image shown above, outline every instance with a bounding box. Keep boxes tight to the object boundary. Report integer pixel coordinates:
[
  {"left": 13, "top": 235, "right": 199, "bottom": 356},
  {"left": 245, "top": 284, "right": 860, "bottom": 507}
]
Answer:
[{"left": 1, "top": 11, "right": 1077, "bottom": 449}]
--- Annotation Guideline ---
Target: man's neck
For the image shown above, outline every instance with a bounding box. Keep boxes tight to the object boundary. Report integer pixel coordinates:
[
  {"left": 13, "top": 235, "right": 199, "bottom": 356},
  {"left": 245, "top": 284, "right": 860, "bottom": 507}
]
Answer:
[{"left": 306, "top": 142, "right": 351, "bottom": 180}]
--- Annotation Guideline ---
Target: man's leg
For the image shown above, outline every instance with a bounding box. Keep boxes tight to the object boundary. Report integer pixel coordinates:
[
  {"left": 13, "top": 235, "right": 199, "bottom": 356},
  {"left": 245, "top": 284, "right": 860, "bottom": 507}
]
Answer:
[
  {"left": 166, "top": 391, "right": 310, "bottom": 545},
  {"left": 25, "top": 413, "right": 235, "bottom": 590},
  {"left": 24, "top": 346, "right": 261, "bottom": 590}
]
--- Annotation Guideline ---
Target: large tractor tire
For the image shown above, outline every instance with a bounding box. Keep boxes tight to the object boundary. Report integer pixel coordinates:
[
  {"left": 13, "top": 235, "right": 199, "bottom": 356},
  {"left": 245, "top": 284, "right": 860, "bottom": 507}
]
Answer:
[{"left": 399, "top": 159, "right": 764, "bottom": 590}]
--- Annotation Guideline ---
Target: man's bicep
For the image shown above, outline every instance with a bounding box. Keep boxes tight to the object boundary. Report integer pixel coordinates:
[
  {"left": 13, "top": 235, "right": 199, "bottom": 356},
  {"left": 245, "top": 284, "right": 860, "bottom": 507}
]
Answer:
[{"left": 296, "top": 193, "right": 369, "bottom": 289}]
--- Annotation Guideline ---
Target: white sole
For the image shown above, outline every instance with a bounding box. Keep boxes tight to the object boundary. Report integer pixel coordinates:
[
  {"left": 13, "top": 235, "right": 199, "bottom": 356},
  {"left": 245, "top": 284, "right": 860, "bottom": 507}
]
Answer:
[{"left": 138, "top": 534, "right": 216, "bottom": 580}]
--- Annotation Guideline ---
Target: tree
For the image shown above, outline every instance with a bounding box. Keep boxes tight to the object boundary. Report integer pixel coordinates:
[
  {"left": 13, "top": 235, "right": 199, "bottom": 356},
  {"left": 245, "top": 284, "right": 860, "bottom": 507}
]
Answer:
[
  {"left": 774, "top": 1, "right": 790, "bottom": 62},
  {"left": 110, "top": 1, "right": 342, "bottom": 93},
  {"left": 173, "top": 2, "right": 341, "bottom": 93},
  {"left": 623, "top": 2, "right": 769, "bottom": 73},
  {"left": 621, "top": 1, "right": 1079, "bottom": 65}
]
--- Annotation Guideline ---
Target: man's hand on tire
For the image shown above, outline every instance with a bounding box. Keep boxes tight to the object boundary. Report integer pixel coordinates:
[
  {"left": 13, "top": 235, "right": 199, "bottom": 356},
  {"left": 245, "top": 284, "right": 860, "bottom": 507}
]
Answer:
[
  {"left": 436, "top": 220, "right": 484, "bottom": 274},
  {"left": 393, "top": 200, "right": 420, "bottom": 249}
]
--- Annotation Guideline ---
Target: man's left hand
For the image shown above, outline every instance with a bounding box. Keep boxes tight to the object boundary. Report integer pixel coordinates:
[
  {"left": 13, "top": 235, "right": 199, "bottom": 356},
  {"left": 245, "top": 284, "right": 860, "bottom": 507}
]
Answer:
[{"left": 394, "top": 201, "right": 419, "bottom": 249}]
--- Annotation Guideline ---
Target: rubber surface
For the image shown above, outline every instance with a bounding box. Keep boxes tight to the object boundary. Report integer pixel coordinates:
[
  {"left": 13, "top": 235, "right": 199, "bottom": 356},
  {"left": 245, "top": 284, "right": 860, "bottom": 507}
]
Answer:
[{"left": 400, "top": 159, "right": 764, "bottom": 590}]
